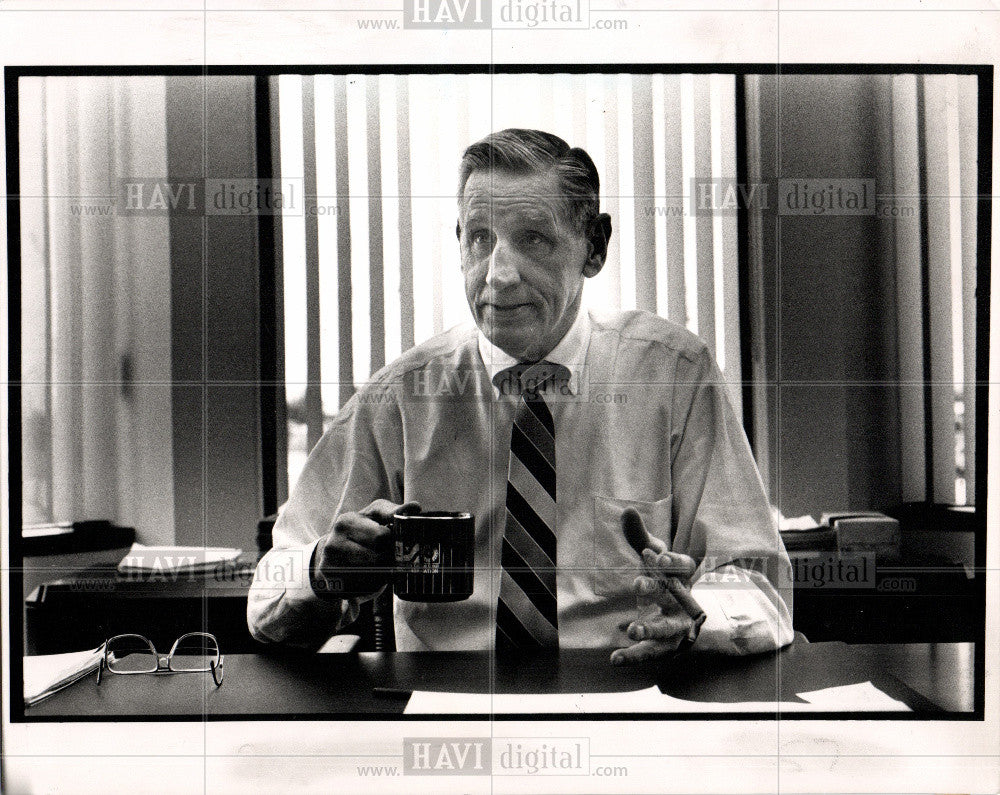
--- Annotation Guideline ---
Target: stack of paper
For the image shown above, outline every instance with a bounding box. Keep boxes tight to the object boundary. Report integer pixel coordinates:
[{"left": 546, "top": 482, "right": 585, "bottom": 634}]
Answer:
[
  {"left": 117, "top": 543, "right": 242, "bottom": 574},
  {"left": 777, "top": 514, "right": 822, "bottom": 532},
  {"left": 403, "top": 681, "right": 911, "bottom": 714},
  {"left": 24, "top": 647, "right": 104, "bottom": 707}
]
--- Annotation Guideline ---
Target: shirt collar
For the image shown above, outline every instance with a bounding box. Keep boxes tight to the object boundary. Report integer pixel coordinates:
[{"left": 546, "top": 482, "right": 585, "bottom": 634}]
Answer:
[{"left": 478, "top": 307, "right": 591, "bottom": 398}]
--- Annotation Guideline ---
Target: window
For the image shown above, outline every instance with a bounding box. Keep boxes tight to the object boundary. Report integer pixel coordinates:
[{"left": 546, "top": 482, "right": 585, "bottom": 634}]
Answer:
[
  {"left": 892, "top": 74, "right": 978, "bottom": 506},
  {"left": 744, "top": 72, "right": 979, "bottom": 515},
  {"left": 272, "top": 71, "right": 743, "bottom": 492}
]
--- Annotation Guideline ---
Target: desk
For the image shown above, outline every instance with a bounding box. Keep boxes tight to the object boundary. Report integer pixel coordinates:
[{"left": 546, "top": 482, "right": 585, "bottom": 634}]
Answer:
[
  {"left": 788, "top": 553, "right": 980, "bottom": 643},
  {"left": 23, "top": 552, "right": 381, "bottom": 655},
  {"left": 24, "top": 642, "right": 973, "bottom": 720},
  {"left": 23, "top": 558, "right": 261, "bottom": 655},
  {"left": 24, "top": 547, "right": 981, "bottom": 653}
]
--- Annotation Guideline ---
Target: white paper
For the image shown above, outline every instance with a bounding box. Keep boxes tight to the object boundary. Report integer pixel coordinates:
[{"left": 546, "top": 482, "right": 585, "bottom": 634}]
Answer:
[
  {"left": 404, "top": 686, "right": 664, "bottom": 714},
  {"left": 23, "top": 648, "right": 104, "bottom": 705},
  {"left": 796, "top": 681, "right": 912, "bottom": 712},
  {"left": 652, "top": 694, "right": 816, "bottom": 713},
  {"left": 778, "top": 514, "right": 823, "bottom": 532},
  {"left": 403, "top": 681, "right": 910, "bottom": 714}
]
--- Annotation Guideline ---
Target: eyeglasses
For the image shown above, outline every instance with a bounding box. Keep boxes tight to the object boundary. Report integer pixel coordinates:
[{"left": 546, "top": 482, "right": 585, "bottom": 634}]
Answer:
[{"left": 96, "top": 632, "right": 224, "bottom": 687}]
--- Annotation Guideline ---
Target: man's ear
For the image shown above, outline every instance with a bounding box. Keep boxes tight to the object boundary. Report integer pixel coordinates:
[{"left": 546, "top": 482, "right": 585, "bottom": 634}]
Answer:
[{"left": 583, "top": 213, "right": 612, "bottom": 278}]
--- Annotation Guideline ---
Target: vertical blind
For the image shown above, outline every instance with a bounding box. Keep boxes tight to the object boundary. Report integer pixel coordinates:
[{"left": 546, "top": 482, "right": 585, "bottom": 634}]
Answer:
[
  {"left": 18, "top": 76, "right": 175, "bottom": 535},
  {"left": 276, "top": 73, "right": 741, "bottom": 487},
  {"left": 887, "top": 73, "right": 977, "bottom": 506}
]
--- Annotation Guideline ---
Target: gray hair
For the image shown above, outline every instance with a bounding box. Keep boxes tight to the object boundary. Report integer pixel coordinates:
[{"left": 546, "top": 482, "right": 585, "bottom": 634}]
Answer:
[{"left": 458, "top": 128, "right": 601, "bottom": 233}]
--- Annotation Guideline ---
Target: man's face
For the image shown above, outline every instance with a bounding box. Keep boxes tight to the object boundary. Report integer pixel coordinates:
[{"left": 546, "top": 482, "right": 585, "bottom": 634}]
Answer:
[{"left": 458, "top": 168, "right": 603, "bottom": 362}]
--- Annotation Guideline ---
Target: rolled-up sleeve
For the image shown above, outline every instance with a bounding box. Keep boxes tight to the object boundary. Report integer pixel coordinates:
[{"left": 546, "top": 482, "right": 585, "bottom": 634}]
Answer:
[
  {"left": 247, "top": 383, "right": 402, "bottom": 649},
  {"left": 691, "top": 564, "right": 794, "bottom": 654},
  {"left": 669, "top": 347, "right": 794, "bottom": 654}
]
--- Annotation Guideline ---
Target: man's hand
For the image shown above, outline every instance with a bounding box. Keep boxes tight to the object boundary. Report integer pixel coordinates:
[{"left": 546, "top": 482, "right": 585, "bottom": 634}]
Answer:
[
  {"left": 610, "top": 510, "right": 699, "bottom": 666},
  {"left": 311, "top": 499, "right": 421, "bottom": 599}
]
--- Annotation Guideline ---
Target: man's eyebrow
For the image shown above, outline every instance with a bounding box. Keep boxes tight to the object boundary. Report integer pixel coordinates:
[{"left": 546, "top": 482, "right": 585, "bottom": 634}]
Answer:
[
  {"left": 518, "top": 210, "right": 557, "bottom": 227},
  {"left": 462, "top": 200, "right": 562, "bottom": 228},
  {"left": 461, "top": 209, "right": 490, "bottom": 227}
]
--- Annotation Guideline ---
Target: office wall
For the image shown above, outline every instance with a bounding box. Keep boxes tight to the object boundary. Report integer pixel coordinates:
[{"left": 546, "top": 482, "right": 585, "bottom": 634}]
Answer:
[
  {"left": 166, "top": 76, "right": 263, "bottom": 548},
  {"left": 755, "top": 74, "right": 903, "bottom": 517}
]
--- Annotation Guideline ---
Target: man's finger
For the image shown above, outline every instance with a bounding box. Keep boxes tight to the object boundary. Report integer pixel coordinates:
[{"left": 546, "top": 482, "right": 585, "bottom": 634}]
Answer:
[
  {"left": 341, "top": 536, "right": 385, "bottom": 564},
  {"left": 610, "top": 639, "right": 667, "bottom": 666},
  {"left": 621, "top": 508, "right": 652, "bottom": 556},
  {"left": 641, "top": 548, "right": 697, "bottom": 579},
  {"left": 632, "top": 575, "right": 664, "bottom": 597},
  {"left": 632, "top": 575, "right": 692, "bottom": 612},
  {"left": 336, "top": 513, "right": 394, "bottom": 550},
  {"left": 632, "top": 574, "right": 688, "bottom": 601},
  {"left": 626, "top": 616, "right": 692, "bottom": 643},
  {"left": 313, "top": 534, "right": 392, "bottom": 598},
  {"left": 362, "top": 499, "right": 421, "bottom": 525},
  {"left": 320, "top": 536, "right": 387, "bottom": 569}
]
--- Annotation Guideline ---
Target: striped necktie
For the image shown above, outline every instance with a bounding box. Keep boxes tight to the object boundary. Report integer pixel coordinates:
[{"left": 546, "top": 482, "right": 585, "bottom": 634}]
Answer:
[{"left": 494, "top": 361, "right": 569, "bottom": 653}]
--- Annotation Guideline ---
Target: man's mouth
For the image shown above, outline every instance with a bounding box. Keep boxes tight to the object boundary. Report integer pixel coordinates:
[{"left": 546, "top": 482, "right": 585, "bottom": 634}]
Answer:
[{"left": 483, "top": 301, "right": 532, "bottom": 312}]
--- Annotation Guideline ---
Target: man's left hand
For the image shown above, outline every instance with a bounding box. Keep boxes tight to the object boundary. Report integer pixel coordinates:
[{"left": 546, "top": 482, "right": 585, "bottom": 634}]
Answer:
[{"left": 610, "top": 515, "right": 699, "bottom": 666}]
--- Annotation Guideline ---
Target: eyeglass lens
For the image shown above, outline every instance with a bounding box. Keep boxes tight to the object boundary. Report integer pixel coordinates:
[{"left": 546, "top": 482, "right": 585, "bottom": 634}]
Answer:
[
  {"left": 105, "top": 635, "right": 158, "bottom": 673},
  {"left": 170, "top": 634, "right": 220, "bottom": 672}
]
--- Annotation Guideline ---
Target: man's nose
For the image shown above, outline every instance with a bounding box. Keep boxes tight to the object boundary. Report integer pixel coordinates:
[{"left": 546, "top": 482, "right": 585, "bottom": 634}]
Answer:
[{"left": 484, "top": 243, "right": 520, "bottom": 290}]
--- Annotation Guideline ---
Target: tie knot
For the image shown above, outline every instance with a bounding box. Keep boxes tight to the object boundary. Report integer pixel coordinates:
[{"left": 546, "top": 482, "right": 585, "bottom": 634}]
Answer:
[{"left": 493, "top": 361, "right": 570, "bottom": 398}]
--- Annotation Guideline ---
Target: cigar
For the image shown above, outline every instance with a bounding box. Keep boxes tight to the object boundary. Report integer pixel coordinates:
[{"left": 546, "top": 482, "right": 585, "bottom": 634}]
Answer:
[{"left": 621, "top": 508, "right": 707, "bottom": 638}]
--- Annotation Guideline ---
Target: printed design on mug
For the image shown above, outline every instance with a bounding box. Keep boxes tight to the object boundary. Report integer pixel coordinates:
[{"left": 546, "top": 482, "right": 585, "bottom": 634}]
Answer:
[{"left": 396, "top": 541, "right": 442, "bottom": 574}]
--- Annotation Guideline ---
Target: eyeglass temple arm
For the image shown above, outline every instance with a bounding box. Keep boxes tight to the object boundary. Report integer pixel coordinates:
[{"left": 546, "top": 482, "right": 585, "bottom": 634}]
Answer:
[{"left": 211, "top": 656, "right": 224, "bottom": 687}]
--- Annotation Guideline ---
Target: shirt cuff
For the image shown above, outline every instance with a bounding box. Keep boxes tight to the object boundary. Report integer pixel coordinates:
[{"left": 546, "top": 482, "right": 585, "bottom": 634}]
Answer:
[
  {"left": 689, "top": 563, "right": 795, "bottom": 655},
  {"left": 247, "top": 539, "right": 362, "bottom": 648}
]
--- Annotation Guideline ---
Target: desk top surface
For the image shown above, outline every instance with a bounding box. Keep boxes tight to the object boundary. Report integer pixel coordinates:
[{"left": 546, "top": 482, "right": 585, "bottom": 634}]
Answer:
[{"left": 24, "top": 642, "right": 972, "bottom": 720}]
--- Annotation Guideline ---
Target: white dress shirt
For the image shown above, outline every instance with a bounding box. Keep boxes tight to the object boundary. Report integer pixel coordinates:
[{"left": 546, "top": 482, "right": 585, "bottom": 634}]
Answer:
[{"left": 248, "top": 307, "right": 794, "bottom": 654}]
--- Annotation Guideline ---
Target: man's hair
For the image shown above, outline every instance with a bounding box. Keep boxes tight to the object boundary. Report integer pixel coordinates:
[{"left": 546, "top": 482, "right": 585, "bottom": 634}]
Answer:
[{"left": 458, "top": 129, "right": 601, "bottom": 233}]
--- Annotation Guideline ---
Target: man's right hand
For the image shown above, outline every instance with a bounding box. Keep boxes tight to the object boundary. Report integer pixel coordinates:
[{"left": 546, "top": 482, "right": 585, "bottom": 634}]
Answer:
[{"left": 311, "top": 499, "right": 421, "bottom": 600}]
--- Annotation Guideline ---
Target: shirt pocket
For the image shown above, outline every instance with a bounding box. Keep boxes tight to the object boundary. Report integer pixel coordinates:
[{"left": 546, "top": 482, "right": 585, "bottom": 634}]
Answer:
[{"left": 590, "top": 494, "right": 673, "bottom": 597}]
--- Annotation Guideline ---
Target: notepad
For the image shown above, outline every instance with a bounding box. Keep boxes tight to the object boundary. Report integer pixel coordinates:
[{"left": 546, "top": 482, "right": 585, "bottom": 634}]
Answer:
[
  {"left": 403, "top": 681, "right": 912, "bottom": 714},
  {"left": 24, "top": 647, "right": 104, "bottom": 707},
  {"left": 117, "top": 543, "right": 242, "bottom": 574}
]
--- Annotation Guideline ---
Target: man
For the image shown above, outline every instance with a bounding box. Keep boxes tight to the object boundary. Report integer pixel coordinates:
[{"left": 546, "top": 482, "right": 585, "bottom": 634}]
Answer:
[{"left": 248, "top": 129, "right": 793, "bottom": 663}]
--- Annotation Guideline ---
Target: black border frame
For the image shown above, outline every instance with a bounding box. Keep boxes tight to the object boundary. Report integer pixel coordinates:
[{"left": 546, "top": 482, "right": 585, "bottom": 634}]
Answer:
[{"left": 4, "top": 62, "right": 992, "bottom": 723}]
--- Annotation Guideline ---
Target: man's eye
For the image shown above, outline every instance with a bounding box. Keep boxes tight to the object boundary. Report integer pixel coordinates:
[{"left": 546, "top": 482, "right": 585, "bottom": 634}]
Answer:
[
  {"left": 469, "top": 231, "right": 493, "bottom": 251},
  {"left": 521, "top": 232, "right": 549, "bottom": 248}
]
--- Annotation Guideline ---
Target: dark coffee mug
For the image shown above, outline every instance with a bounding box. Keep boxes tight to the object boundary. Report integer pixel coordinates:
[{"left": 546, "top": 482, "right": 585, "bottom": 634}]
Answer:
[{"left": 392, "top": 511, "right": 474, "bottom": 602}]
